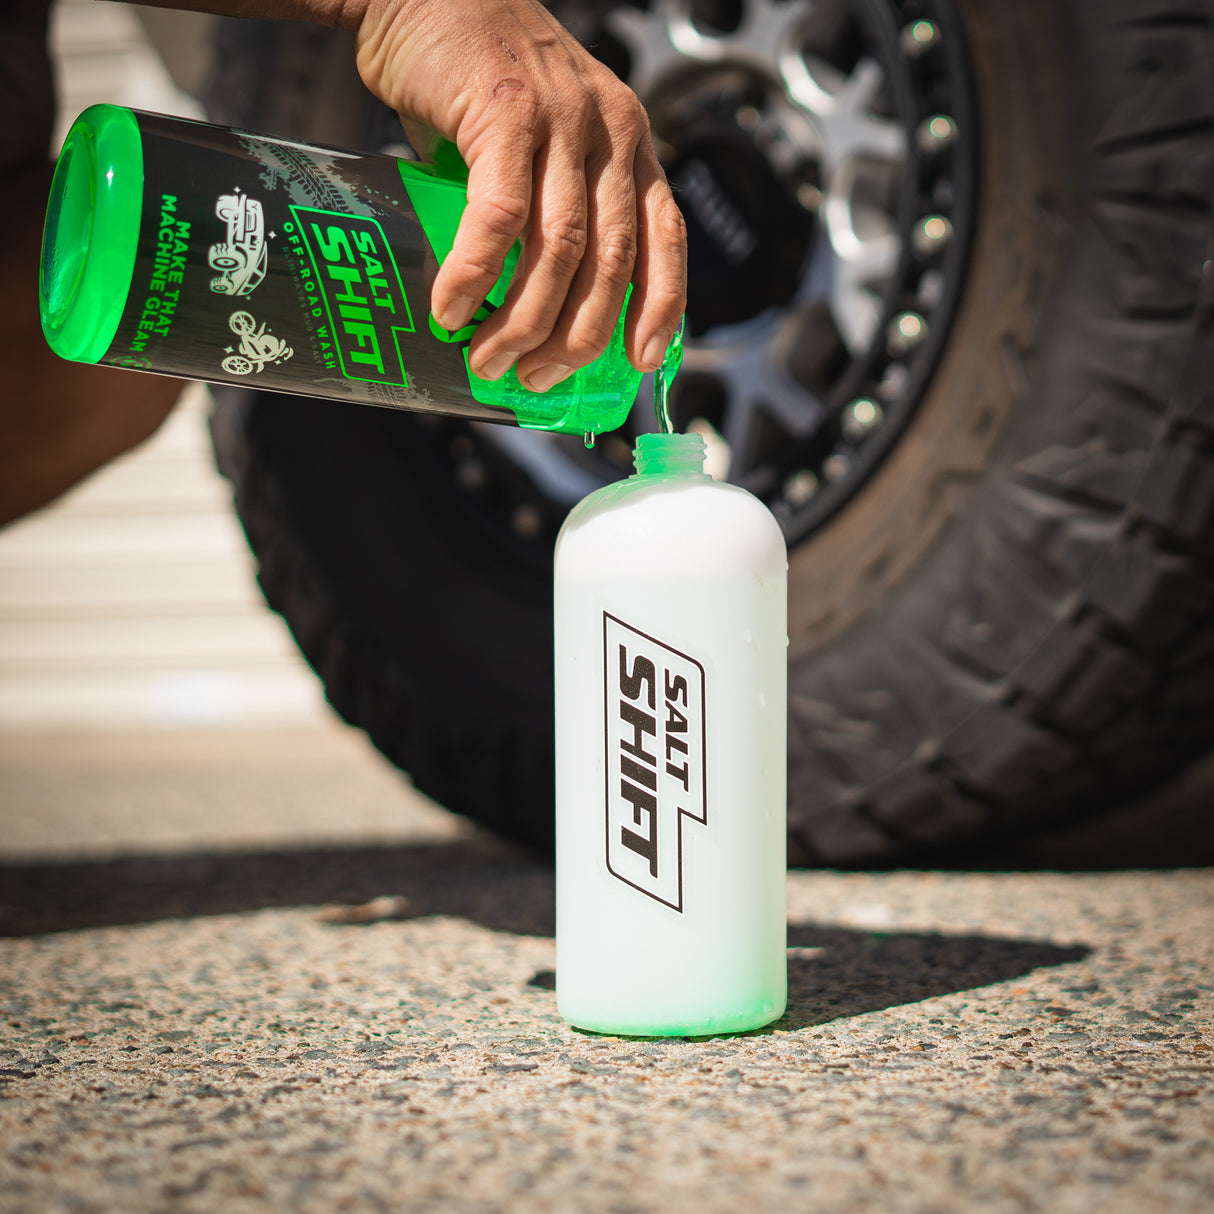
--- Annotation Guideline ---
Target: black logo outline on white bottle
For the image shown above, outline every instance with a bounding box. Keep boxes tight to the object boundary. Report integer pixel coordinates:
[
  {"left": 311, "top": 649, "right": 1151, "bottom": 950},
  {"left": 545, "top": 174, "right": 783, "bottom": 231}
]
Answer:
[{"left": 603, "top": 612, "right": 706, "bottom": 912}]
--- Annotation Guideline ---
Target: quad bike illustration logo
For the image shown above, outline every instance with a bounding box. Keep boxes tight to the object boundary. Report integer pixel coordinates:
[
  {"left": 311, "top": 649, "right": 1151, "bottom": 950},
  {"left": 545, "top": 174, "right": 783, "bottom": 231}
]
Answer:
[
  {"left": 221, "top": 311, "right": 293, "bottom": 375},
  {"left": 208, "top": 193, "right": 267, "bottom": 297}
]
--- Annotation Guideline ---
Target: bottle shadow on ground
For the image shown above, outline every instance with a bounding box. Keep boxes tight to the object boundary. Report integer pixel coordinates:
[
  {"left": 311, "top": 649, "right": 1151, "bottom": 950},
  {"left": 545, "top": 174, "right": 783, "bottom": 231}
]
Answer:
[
  {"left": 779, "top": 925, "right": 1088, "bottom": 1030},
  {"left": 0, "top": 837, "right": 1089, "bottom": 1028},
  {"left": 529, "top": 927, "right": 1089, "bottom": 1034},
  {"left": 0, "top": 835, "right": 555, "bottom": 939}
]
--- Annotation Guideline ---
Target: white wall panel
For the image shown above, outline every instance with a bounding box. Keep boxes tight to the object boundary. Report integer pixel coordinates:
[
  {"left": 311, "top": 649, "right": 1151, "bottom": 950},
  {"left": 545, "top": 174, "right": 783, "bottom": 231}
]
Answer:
[{"left": 0, "top": 4, "right": 326, "bottom": 730}]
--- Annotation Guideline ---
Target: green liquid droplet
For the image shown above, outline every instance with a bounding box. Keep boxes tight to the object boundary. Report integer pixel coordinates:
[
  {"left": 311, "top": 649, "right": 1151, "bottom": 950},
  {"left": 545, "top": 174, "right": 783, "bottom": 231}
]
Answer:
[
  {"left": 584, "top": 430, "right": 595, "bottom": 450},
  {"left": 654, "top": 319, "right": 685, "bottom": 434}
]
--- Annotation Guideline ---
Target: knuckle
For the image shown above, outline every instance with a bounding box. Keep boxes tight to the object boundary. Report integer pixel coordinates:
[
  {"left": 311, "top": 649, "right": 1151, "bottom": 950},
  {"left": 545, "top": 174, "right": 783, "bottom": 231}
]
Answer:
[
  {"left": 566, "top": 318, "right": 616, "bottom": 363},
  {"left": 656, "top": 288, "right": 688, "bottom": 319},
  {"left": 565, "top": 86, "right": 595, "bottom": 132},
  {"left": 600, "top": 76, "right": 645, "bottom": 125},
  {"left": 596, "top": 229, "right": 638, "bottom": 283},
  {"left": 616, "top": 90, "right": 649, "bottom": 137},
  {"left": 542, "top": 217, "right": 589, "bottom": 271},
  {"left": 476, "top": 191, "right": 530, "bottom": 242},
  {"left": 501, "top": 295, "right": 554, "bottom": 341},
  {"left": 448, "top": 258, "right": 500, "bottom": 292},
  {"left": 655, "top": 200, "right": 689, "bottom": 253},
  {"left": 507, "top": 317, "right": 556, "bottom": 354}
]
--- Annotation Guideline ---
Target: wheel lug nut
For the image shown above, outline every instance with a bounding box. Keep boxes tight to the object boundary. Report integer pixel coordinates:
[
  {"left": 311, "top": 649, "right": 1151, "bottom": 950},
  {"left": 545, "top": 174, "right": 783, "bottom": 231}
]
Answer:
[
  {"left": 913, "top": 214, "right": 953, "bottom": 258},
  {"left": 916, "top": 114, "right": 958, "bottom": 154},
  {"left": 783, "top": 470, "right": 819, "bottom": 507},
  {"left": 842, "top": 398, "right": 884, "bottom": 443},
  {"left": 887, "top": 311, "right": 927, "bottom": 356},
  {"left": 822, "top": 453, "right": 851, "bottom": 483},
  {"left": 900, "top": 20, "right": 940, "bottom": 57},
  {"left": 796, "top": 182, "right": 822, "bottom": 211},
  {"left": 512, "top": 504, "right": 543, "bottom": 538},
  {"left": 878, "top": 362, "right": 909, "bottom": 400}
]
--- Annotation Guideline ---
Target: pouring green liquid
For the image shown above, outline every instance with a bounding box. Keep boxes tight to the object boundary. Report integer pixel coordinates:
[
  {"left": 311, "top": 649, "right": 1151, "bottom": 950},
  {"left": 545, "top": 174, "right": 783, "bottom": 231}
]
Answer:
[{"left": 654, "top": 319, "right": 685, "bottom": 435}]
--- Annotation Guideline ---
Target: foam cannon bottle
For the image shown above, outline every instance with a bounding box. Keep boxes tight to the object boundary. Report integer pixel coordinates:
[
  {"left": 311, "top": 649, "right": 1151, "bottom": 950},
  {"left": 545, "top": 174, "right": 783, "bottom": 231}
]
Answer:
[
  {"left": 38, "top": 105, "right": 641, "bottom": 436},
  {"left": 554, "top": 418, "right": 789, "bottom": 1036}
]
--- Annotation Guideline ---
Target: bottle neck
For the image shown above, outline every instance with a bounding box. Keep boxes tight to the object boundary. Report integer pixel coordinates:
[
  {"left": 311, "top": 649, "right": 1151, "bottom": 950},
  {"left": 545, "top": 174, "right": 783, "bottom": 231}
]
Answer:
[{"left": 633, "top": 432, "right": 706, "bottom": 476}]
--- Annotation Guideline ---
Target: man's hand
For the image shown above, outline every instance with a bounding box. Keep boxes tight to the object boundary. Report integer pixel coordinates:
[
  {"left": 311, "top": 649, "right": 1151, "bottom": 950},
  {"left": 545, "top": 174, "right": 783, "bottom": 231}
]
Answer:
[
  {"left": 156, "top": 0, "right": 687, "bottom": 388},
  {"left": 352, "top": 0, "right": 687, "bottom": 392}
]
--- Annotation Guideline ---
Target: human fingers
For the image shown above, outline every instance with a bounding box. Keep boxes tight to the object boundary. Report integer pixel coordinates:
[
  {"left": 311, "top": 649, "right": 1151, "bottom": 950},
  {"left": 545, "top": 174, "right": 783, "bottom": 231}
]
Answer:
[
  {"left": 511, "top": 96, "right": 644, "bottom": 393},
  {"left": 428, "top": 88, "right": 538, "bottom": 334},
  {"left": 625, "top": 135, "right": 688, "bottom": 372},
  {"left": 466, "top": 116, "right": 592, "bottom": 386}
]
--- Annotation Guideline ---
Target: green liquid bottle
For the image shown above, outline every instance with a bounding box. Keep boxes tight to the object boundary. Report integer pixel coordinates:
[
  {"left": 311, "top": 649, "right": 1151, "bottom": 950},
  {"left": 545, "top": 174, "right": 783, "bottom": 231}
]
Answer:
[{"left": 39, "top": 105, "right": 643, "bottom": 436}]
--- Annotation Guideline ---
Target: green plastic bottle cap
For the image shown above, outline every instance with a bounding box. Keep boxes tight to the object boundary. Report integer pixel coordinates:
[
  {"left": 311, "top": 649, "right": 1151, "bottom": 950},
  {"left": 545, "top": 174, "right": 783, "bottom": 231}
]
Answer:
[{"left": 40, "top": 104, "right": 143, "bottom": 364}]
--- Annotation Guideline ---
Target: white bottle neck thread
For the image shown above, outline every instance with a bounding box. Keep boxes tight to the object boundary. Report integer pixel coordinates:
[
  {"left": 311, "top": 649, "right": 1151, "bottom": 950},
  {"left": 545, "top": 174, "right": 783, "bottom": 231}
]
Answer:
[{"left": 633, "top": 432, "right": 706, "bottom": 476}]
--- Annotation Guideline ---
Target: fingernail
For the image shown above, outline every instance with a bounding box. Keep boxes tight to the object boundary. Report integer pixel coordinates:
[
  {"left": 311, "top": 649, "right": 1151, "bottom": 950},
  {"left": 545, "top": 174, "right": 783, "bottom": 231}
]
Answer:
[
  {"left": 524, "top": 364, "right": 572, "bottom": 393},
  {"left": 436, "top": 294, "right": 478, "bottom": 332},
  {"left": 475, "top": 351, "right": 519, "bottom": 382},
  {"left": 642, "top": 330, "right": 672, "bottom": 370}
]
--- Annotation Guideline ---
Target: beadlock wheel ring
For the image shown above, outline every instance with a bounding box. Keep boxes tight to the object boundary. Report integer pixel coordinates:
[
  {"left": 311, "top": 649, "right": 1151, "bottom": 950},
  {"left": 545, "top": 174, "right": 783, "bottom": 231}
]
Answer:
[{"left": 418, "top": 0, "right": 977, "bottom": 555}]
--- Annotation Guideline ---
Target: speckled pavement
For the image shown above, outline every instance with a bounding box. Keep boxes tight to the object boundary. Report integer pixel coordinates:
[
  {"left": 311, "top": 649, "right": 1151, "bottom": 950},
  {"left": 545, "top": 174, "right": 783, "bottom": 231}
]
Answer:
[{"left": 1, "top": 726, "right": 1212, "bottom": 1213}]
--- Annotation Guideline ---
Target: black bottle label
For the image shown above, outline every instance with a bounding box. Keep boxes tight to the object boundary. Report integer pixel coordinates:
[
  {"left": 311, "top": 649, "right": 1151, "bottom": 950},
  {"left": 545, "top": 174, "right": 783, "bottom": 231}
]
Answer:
[
  {"left": 105, "top": 111, "right": 513, "bottom": 424},
  {"left": 604, "top": 612, "right": 707, "bottom": 913}
]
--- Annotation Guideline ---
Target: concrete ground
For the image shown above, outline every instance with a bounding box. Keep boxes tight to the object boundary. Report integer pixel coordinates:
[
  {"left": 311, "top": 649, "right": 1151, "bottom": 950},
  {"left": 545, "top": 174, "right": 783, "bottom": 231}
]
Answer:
[{"left": 0, "top": 724, "right": 1211, "bottom": 1214}]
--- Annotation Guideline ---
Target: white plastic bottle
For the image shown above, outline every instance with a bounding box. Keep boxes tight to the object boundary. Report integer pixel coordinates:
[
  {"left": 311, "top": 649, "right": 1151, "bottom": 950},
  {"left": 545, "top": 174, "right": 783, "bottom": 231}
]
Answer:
[{"left": 554, "top": 431, "right": 788, "bottom": 1036}]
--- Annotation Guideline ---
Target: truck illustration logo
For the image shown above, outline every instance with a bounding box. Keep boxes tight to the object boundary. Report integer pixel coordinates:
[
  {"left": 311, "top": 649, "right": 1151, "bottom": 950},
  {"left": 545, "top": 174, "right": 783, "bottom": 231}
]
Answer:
[
  {"left": 208, "top": 193, "right": 267, "bottom": 297},
  {"left": 603, "top": 613, "right": 706, "bottom": 912},
  {"left": 221, "top": 310, "right": 293, "bottom": 375}
]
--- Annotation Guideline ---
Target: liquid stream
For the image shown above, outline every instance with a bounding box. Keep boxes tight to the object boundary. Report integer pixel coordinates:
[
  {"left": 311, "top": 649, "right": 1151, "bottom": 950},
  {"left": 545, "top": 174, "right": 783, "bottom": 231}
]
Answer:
[{"left": 654, "top": 319, "right": 685, "bottom": 435}]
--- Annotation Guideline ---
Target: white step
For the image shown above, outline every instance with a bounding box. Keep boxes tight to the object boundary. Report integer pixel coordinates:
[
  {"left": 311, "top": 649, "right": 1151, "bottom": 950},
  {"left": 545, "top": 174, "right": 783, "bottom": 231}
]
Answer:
[
  {"left": 0, "top": 12, "right": 326, "bottom": 731},
  {"left": 0, "top": 667, "right": 325, "bottom": 731}
]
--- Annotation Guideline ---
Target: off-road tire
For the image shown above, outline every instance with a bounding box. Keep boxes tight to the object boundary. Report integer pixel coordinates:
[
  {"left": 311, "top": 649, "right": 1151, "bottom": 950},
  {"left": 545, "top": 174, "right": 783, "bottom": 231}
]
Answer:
[{"left": 208, "top": 0, "right": 1214, "bottom": 864}]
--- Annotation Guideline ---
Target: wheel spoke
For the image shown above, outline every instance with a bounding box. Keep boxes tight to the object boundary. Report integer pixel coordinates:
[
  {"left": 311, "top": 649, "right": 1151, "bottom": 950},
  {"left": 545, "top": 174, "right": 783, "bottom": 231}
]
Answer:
[
  {"left": 818, "top": 225, "right": 902, "bottom": 355},
  {"left": 477, "top": 0, "right": 975, "bottom": 544},
  {"left": 608, "top": 0, "right": 817, "bottom": 98},
  {"left": 683, "top": 312, "right": 828, "bottom": 474}
]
